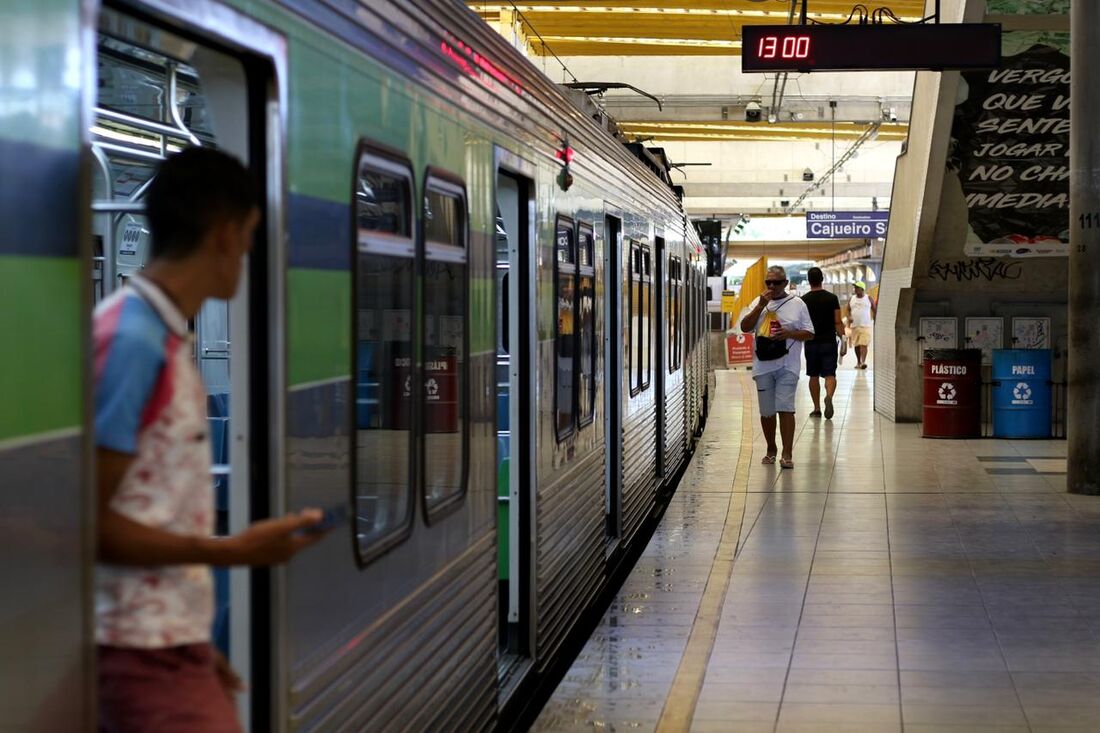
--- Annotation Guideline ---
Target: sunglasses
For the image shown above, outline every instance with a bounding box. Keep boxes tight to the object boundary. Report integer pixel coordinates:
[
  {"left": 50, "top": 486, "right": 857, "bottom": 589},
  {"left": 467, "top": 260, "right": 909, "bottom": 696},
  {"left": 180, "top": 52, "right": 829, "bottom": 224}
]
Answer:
[{"left": 764, "top": 279, "right": 787, "bottom": 286}]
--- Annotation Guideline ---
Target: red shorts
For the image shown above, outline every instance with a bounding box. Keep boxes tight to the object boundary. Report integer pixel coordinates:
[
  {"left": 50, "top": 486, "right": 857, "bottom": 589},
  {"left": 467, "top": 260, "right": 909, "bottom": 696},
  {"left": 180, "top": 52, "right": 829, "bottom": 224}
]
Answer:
[{"left": 98, "top": 643, "right": 242, "bottom": 733}]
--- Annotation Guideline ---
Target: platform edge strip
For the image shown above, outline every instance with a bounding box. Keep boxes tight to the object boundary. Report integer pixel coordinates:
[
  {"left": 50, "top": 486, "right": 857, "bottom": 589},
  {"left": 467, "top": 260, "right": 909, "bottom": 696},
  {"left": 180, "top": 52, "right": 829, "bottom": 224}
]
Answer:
[{"left": 655, "top": 372, "right": 755, "bottom": 733}]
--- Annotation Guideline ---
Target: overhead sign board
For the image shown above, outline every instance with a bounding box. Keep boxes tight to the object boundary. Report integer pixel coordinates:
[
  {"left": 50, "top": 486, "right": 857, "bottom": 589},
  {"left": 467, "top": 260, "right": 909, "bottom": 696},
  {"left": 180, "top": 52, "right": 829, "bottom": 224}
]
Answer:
[
  {"left": 806, "top": 211, "right": 889, "bottom": 239},
  {"left": 741, "top": 23, "right": 1001, "bottom": 73}
]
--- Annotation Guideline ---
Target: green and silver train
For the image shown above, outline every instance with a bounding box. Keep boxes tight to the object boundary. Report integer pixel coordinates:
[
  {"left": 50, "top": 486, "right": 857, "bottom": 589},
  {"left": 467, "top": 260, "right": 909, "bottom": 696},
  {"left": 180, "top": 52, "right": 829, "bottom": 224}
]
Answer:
[{"left": 0, "top": 0, "right": 710, "bottom": 729}]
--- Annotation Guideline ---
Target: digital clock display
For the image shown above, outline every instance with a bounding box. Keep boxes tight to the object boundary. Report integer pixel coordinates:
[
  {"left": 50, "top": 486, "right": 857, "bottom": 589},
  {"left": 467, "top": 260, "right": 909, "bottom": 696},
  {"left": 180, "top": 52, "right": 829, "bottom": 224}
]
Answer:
[{"left": 741, "top": 23, "right": 1001, "bottom": 73}]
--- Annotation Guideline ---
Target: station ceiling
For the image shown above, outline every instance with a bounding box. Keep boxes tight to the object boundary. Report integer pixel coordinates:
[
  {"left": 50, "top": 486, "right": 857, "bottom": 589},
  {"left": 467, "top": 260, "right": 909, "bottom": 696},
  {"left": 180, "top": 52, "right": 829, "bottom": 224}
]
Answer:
[
  {"left": 469, "top": 1, "right": 926, "bottom": 56},
  {"left": 470, "top": 0, "right": 918, "bottom": 221}
]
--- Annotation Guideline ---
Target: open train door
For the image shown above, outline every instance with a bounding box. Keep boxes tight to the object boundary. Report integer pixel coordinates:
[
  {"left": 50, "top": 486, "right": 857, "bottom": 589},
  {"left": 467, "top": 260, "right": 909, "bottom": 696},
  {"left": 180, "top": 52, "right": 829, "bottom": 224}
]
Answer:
[
  {"left": 87, "top": 2, "right": 287, "bottom": 729},
  {"left": 604, "top": 213, "right": 624, "bottom": 547},
  {"left": 494, "top": 148, "right": 536, "bottom": 703}
]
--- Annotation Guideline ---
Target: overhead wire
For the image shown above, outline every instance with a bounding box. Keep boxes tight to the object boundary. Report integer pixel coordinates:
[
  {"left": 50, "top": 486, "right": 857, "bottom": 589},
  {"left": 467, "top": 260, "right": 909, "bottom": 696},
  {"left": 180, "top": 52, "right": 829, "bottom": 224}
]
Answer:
[{"left": 505, "top": 0, "right": 578, "bottom": 83}]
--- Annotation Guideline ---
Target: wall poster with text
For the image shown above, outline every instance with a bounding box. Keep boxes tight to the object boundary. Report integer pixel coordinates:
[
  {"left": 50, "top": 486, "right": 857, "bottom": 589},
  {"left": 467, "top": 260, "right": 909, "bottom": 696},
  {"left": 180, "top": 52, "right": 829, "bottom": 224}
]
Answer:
[{"left": 948, "top": 27, "right": 1070, "bottom": 258}]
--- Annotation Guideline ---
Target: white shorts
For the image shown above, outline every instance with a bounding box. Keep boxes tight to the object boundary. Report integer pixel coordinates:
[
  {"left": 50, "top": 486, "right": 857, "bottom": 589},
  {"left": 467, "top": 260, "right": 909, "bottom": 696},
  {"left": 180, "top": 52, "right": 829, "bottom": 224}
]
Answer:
[{"left": 754, "top": 369, "right": 799, "bottom": 417}]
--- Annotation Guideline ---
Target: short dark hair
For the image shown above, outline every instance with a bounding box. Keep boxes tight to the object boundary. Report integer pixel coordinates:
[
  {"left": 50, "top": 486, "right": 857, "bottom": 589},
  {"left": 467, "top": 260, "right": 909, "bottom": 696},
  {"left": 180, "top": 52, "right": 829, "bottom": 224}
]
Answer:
[
  {"left": 808, "top": 267, "right": 824, "bottom": 286},
  {"left": 145, "top": 147, "right": 257, "bottom": 261}
]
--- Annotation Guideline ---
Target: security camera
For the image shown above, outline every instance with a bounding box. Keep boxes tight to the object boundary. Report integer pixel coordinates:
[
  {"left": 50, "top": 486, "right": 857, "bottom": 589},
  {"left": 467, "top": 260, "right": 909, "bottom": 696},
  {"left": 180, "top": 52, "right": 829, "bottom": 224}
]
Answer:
[
  {"left": 888, "top": 106, "right": 898, "bottom": 123},
  {"left": 745, "top": 101, "right": 762, "bottom": 122}
]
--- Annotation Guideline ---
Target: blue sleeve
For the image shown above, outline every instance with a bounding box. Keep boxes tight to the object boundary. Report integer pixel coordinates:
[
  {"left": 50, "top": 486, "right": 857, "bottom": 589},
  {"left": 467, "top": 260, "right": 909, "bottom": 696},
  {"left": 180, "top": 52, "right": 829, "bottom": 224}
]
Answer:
[{"left": 95, "top": 326, "right": 165, "bottom": 454}]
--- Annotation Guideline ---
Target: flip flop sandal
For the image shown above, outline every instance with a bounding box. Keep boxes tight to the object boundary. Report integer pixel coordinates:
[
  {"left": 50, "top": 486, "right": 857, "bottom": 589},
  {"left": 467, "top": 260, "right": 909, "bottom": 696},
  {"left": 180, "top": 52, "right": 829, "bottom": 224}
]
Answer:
[
  {"left": 824, "top": 396, "right": 834, "bottom": 420},
  {"left": 761, "top": 454, "right": 777, "bottom": 465},
  {"left": 810, "top": 410, "right": 822, "bottom": 418},
  {"left": 780, "top": 458, "right": 795, "bottom": 469}
]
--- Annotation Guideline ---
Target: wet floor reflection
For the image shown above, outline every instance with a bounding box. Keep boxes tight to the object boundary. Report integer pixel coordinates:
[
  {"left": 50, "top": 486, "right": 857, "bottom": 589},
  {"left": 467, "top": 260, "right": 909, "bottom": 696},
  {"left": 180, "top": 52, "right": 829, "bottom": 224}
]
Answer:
[{"left": 534, "top": 368, "right": 1094, "bottom": 733}]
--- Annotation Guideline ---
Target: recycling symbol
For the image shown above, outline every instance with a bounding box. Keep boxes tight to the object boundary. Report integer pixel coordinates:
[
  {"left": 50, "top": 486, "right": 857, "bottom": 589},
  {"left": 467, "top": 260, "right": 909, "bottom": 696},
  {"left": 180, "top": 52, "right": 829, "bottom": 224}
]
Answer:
[
  {"left": 403, "top": 375, "right": 411, "bottom": 396},
  {"left": 938, "top": 383, "right": 957, "bottom": 401},
  {"left": 1013, "top": 382, "right": 1032, "bottom": 401},
  {"left": 426, "top": 378, "right": 439, "bottom": 397}
]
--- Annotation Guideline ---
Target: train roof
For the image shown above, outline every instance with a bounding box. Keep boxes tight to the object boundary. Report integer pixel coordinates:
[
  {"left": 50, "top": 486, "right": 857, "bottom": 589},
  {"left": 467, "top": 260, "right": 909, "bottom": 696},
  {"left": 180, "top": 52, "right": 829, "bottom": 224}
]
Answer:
[{"left": 283, "top": 0, "right": 690, "bottom": 226}]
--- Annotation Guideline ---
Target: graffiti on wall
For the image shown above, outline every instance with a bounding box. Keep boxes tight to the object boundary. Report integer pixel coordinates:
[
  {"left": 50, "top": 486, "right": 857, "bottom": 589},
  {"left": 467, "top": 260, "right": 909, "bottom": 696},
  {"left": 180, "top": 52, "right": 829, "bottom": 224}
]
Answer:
[{"left": 927, "top": 258, "right": 1023, "bottom": 282}]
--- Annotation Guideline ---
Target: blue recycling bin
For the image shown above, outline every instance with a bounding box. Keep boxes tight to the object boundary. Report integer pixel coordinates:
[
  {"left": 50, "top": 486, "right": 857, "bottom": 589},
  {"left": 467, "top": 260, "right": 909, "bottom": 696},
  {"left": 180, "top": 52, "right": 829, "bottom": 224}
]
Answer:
[{"left": 992, "top": 349, "right": 1052, "bottom": 438}]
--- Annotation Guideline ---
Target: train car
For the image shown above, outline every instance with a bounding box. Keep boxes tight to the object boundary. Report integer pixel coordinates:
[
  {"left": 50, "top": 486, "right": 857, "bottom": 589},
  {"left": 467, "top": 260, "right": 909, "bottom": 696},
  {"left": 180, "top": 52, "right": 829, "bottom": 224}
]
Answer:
[{"left": 0, "top": 0, "right": 709, "bottom": 730}]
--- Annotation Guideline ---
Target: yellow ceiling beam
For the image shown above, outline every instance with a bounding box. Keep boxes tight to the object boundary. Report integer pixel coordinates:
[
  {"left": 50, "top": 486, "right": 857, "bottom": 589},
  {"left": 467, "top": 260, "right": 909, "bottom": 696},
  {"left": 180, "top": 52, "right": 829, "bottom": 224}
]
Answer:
[
  {"left": 471, "top": 1, "right": 927, "bottom": 56},
  {"left": 619, "top": 120, "right": 909, "bottom": 142},
  {"left": 470, "top": 1, "right": 925, "bottom": 14}
]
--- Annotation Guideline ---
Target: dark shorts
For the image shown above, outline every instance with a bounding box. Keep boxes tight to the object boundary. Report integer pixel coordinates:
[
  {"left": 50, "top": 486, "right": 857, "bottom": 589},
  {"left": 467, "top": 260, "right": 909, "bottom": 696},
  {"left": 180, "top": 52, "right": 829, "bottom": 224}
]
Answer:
[
  {"left": 805, "top": 340, "right": 838, "bottom": 378},
  {"left": 98, "top": 643, "right": 242, "bottom": 733}
]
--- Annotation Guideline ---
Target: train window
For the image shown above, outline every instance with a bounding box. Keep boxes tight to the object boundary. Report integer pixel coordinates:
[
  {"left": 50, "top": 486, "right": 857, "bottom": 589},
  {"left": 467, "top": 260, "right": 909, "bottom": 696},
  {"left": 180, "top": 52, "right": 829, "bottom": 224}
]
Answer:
[
  {"left": 352, "top": 145, "right": 416, "bottom": 564},
  {"left": 668, "top": 256, "right": 681, "bottom": 373},
  {"left": 640, "top": 246, "right": 652, "bottom": 391},
  {"left": 554, "top": 216, "right": 576, "bottom": 441},
  {"left": 629, "top": 243, "right": 641, "bottom": 397},
  {"left": 577, "top": 224, "right": 596, "bottom": 427},
  {"left": 422, "top": 174, "right": 468, "bottom": 520},
  {"left": 358, "top": 164, "right": 411, "bottom": 237}
]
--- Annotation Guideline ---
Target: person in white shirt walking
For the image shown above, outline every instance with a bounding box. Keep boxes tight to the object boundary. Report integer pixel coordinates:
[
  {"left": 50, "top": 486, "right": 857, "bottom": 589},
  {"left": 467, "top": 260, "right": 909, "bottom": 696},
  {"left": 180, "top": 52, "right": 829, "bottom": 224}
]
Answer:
[
  {"left": 846, "top": 280, "right": 876, "bottom": 370},
  {"left": 740, "top": 266, "right": 815, "bottom": 469}
]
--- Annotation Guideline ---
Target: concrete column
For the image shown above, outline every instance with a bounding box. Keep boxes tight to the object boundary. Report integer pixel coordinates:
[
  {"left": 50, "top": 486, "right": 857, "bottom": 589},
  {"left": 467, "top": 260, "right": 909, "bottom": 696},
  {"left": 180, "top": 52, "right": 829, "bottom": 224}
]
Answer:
[{"left": 1068, "top": 0, "right": 1100, "bottom": 495}]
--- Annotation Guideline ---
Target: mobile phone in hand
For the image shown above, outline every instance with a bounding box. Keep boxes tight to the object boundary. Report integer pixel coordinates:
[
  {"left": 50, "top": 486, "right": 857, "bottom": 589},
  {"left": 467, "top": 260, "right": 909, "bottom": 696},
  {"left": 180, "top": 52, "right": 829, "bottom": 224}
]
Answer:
[{"left": 303, "top": 505, "right": 348, "bottom": 534}]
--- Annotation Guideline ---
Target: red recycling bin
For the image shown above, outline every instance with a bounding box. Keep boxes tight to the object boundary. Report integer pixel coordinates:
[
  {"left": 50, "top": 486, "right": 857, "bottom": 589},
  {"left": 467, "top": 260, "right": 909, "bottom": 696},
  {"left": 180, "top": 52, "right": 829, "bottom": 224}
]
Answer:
[
  {"left": 922, "top": 349, "right": 982, "bottom": 439},
  {"left": 424, "top": 357, "right": 459, "bottom": 433}
]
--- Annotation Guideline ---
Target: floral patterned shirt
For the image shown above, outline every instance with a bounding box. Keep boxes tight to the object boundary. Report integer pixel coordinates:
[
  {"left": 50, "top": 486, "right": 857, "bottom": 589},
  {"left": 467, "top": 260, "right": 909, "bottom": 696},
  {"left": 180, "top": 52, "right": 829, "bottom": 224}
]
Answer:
[{"left": 93, "top": 277, "right": 214, "bottom": 648}]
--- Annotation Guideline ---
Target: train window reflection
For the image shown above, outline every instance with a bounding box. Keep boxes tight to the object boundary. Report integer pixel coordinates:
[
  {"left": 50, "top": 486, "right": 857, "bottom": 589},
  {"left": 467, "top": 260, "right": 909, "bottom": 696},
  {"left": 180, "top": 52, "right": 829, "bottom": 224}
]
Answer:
[
  {"left": 555, "top": 216, "right": 576, "bottom": 441},
  {"left": 423, "top": 176, "right": 468, "bottom": 519},
  {"left": 629, "top": 243, "right": 639, "bottom": 397},
  {"left": 577, "top": 224, "right": 596, "bottom": 427},
  {"left": 357, "top": 164, "right": 410, "bottom": 237},
  {"left": 353, "top": 147, "right": 415, "bottom": 564},
  {"left": 669, "top": 256, "right": 682, "bottom": 373},
  {"left": 642, "top": 245, "right": 646, "bottom": 391}
]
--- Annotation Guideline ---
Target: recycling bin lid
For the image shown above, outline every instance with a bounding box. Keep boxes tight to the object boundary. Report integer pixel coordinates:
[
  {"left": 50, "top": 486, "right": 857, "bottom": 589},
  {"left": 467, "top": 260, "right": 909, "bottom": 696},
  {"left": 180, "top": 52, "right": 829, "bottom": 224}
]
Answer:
[{"left": 924, "top": 348, "right": 982, "bottom": 362}]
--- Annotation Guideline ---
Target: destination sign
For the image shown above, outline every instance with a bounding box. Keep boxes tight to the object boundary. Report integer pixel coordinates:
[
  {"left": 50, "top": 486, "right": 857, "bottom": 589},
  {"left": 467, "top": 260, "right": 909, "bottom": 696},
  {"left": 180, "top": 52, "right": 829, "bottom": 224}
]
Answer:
[
  {"left": 742, "top": 23, "right": 1001, "bottom": 73},
  {"left": 806, "top": 211, "right": 889, "bottom": 239}
]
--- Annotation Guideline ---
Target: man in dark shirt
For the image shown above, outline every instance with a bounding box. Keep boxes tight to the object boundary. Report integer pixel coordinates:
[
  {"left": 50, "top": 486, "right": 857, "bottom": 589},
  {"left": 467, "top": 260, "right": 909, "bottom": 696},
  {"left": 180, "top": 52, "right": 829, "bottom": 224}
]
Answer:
[{"left": 800, "top": 267, "right": 844, "bottom": 419}]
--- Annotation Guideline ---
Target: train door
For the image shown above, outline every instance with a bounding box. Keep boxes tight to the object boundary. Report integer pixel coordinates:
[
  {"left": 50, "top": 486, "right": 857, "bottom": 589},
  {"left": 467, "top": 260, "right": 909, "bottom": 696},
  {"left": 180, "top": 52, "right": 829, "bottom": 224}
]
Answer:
[
  {"left": 654, "top": 236, "right": 666, "bottom": 481},
  {"left": 604, "top": 214, "right": 623, "bottom": 545},
  {"left": 494, "top": 152, "right": 535, "bottom": 698},
  {"left": 90, "top": 4, "right": 284, "bottom": 729}
]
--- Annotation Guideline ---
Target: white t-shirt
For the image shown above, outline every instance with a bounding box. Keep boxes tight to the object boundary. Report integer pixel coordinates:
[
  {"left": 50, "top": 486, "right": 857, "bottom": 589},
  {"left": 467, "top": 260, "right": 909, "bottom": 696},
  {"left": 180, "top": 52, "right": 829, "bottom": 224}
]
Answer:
[
  {"left": 848, "top": 295, "right": 873, "bottom": 327},
  {"left": 750, "top": 295, "right": 815, "bottom": 376}
]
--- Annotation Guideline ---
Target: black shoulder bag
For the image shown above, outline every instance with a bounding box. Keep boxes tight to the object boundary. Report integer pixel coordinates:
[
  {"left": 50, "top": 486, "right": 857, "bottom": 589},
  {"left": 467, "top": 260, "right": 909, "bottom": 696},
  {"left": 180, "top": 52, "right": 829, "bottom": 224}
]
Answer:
[{"left": 754, "top": 299, "right": 793, "bottom": 362}]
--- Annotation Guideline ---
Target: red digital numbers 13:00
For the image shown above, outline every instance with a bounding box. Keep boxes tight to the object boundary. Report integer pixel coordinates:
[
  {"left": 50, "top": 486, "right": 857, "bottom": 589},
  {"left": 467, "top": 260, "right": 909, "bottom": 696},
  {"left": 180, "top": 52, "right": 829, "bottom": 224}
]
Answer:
[{"left": 757, "top": 35, "right": 811, "bottom": 60}]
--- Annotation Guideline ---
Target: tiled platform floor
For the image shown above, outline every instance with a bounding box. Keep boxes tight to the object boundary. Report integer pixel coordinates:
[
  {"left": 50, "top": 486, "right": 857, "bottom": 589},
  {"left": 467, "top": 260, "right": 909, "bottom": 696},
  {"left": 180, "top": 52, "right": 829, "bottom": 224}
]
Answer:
[{"left": 532, "top": 366, "right": 1100, "bottom": 733}]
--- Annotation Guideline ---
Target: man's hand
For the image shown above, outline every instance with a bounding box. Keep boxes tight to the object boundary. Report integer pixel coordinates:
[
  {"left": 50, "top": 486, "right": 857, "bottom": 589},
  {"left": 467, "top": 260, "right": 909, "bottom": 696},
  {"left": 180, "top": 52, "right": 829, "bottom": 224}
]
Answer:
[
  {"left": 221, "top": 510, "right": 326, "bottom": 565},
  {"left": 774, "top": 328, "right": 811, "bottom": 341},
  {"left": 760, "top": 289, "right": 774, "bottom": 302}
]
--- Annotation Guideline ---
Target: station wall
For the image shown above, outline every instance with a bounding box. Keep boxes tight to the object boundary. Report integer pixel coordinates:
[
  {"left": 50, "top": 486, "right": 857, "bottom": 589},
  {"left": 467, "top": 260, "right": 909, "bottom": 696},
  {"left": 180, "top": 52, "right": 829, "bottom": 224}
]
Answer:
[{"left": 877, "top": 0, "right": 1071, "bottom": 422}]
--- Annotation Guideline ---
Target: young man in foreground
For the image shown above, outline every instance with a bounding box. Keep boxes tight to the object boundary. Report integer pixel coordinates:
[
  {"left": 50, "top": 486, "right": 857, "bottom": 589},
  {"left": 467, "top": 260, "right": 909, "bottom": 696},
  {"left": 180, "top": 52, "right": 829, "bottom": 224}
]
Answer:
[{"left": 95, "top": 148, "right": 327, "bottom": 732}]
